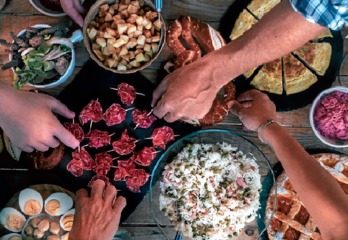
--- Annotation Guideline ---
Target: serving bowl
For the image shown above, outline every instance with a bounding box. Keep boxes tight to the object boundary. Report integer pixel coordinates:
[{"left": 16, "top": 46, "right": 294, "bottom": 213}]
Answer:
[
  {"left": 309, "top": 86, "right": 348, "bottom": 148},
  {"left": 149, "top": 129, "right": 276, "bottom": 239},
  {"left": 83, "top": 0, "right": 165, "bottom": 74},
  {"left": 9, "top": 24, "right": 83, "bottom": 89},
  {"left": 29, "top": 0, "right": 66, "bottom": 17}
]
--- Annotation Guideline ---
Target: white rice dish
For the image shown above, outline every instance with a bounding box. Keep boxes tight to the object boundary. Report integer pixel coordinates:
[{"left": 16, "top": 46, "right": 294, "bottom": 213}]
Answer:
[{"left": 159, "top": 142, "right": 261, "bottom": 239}]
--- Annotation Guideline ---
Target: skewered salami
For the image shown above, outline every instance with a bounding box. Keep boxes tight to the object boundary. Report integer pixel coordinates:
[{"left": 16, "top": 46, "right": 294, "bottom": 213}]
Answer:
[
  {"left": 113, "top": 166, "right": 130, "bottom": 181},
  {"left": 64, "top": 122, "right": 85, "bottom": 142},
  {"left": 103, "top": 103, "right": 126, "bottom": 126},
  {"left": 126, "top": 169, "right": 150, "bottom": 193},
  {"left": 72, "top": 148, "right": 94, "bottom": 170},
  {"left": 134, "top": 146, "right": 157, "bottom": 167},
  {"left": 117, "top": 83, "right": 137, "bottom": 106},
  {"left": 112, "top": 129, "right": 137, "bottom": 155},
  {"left": 114, "top": 156, "right": 136, "bottom": 181},
  {"left": 88, "top": 175, "right": 110, "bottom": 188},
  {"left": 93, "top": 152, "right": 113, "bottom": 176},
  {"left": 132, "top": 109, "right": 157, "bottom": 128},
  {"left": 66, "top": 159, "right": 84, "bottom": 177},
  {"left": 151, "top": 126, "right": 175, "bottom": 149},
  {"left": 79, "top": 99, "right": 103, "bottom": 125},
  {"left": 85, "top": 129, "right": 111, "bottom": 148}
]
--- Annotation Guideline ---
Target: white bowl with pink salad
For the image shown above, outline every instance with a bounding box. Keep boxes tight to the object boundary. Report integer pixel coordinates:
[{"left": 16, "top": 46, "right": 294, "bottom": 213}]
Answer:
[{"left": 310, "top": 86, "right": 348, "bottom": 148}]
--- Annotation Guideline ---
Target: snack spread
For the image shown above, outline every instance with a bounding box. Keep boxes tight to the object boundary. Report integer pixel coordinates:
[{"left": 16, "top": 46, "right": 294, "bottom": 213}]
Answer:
[
  {"left": 231, "top": 0, "right": 333, "bottom": 96},
  {"left": 160, "top": 142, "right": 261, "bottom": 239},
  {"left": 314, "top": 90, "right": 348, "bottom": 141},
  {"left": 266, "top": 153, "right": 348, "bottom": 239}
]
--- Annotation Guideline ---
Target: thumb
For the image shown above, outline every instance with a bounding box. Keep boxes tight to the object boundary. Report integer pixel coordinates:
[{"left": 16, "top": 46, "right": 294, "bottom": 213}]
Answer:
[
  {"left": 49, "top": 98, "right": 75, "bottom": 119},
  {"left": 229, "top": 100, "right": 244, "bottom": 118},
  {"left": 55, "top": 124, "right": 79, "bottom": 149}
]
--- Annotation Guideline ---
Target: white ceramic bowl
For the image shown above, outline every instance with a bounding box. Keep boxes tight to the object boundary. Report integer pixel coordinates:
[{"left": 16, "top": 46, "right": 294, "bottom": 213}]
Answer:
[
  {"left": 10, "top": 24, "right": 83, "bottom": 89},
  {"left": 309, "top": 86, "right": 348, "bottom": 148}
]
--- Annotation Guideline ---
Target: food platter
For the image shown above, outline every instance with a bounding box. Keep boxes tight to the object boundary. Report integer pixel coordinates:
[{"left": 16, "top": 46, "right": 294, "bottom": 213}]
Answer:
[
  {"left": 257, "top": 149, "right": 348, "bottom": 240},
  {"left": 219, "top": 0, "right": 343, "bottom": 111},
  {"left": 0, "top": 184, "right": 75, "bottom": 239},
  {"left": 49, "top": 60, "right": 198, "bottom": 222},
  {"left": 149, "top": 129, "right": 277, "bottom": 239}
]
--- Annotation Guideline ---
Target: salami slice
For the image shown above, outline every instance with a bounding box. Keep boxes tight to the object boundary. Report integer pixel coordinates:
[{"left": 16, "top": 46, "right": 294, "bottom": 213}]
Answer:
[
  {"left": 72, "top": 148, "right": 94, "bottom": 170},
  {"left": 66, "top": 159, "right": 84, "bottom": 177},
  {"left": 125, "top": 169, "right": 150, "bottom": 193},
  {"left": 117, "top": 83, "right": 137, "bottom": 106},
  {"left": 112, "top": 129, "right": 137, "bottom": 155},
  {"left": 132, "top": 109, "right": 157, "bottom": 128},
  {"left": 134, "top": 146, "right": 157, "bottom": 166},
  {"left": 64, "top": 122, "right": 85, "bottom": 142},
  {"left": 103, "top": 103, "right": 126, "bottom": 126},
  {"left": 79, "top": 99, "right": 103, "bottom": 125},
  {"left": 93, "top": 152, "right": 113, "bottom": 176},
  {"left": 113, "top": 166, "right": 130, "bottom": 181},
  {"left": 151, "top": 126, "right": 175, "bottom": 149},
  {"left": 86, "top": 129, "right": 111, "bottom": 148},
  {"left": 88, "top": 175, "right": 110, "bottom": 188}
]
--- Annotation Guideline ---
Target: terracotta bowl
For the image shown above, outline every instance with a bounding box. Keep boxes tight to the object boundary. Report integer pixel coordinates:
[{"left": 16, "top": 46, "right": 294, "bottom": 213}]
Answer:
[{"left": 83, "top": 0, "right": 166, "bottom": 74}]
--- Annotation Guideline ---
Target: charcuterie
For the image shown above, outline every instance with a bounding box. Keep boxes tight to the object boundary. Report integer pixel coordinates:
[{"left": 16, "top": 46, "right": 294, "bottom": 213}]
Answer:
[
  {"left": 151, "top": 126, "right": 175, "bottom": 149},
  {"left": 64, "top": 122, "right": 85, "bottom": 143},
  {"left": 111, "top": 129, "right": 137, "bottom": 156},
  {"left": 85, "top": 130, "right": 111, "bottom": 149},
  {"left": 103, "top": 103, "right": 126, "bottom": 126},
  {"left": 132, "top": 109, "right": 157, "bottom": 129},
  {"left": 79, "top": 99, "right": 103, "bottom": 125}
]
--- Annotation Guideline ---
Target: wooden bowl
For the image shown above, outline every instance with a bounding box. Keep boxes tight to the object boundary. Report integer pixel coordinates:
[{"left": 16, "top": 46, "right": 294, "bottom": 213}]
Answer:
[{"left": 83, "top": 0, "right": 166, "bottom": 74}]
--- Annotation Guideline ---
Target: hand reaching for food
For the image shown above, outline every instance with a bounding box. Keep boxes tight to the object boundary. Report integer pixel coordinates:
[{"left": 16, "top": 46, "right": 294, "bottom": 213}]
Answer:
[
  {"left": 0, "top": 83, "right": 79, "bottom": 152},
  {"left": 69, "top": 180, "right": 126, "bottom": 240},
  {"left": 60, "top": 0, "right": 85, "bottom": 27},
  {"left": 229, "top": 90, "right": 277, "bottom": 131}
]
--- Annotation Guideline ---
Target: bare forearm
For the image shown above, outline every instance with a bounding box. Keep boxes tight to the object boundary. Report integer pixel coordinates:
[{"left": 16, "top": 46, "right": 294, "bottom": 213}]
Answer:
[
  {"left": 262, "top": 124, "right": 348, "bottom": 239},
  {"left": 207, "top": 0, "right": 326, "bottom": 88}
]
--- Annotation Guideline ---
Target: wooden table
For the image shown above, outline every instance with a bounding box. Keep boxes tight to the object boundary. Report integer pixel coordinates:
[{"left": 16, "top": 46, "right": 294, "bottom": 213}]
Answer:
[{"left": 0, "top": 1, "right": 348, "bottom": 239}]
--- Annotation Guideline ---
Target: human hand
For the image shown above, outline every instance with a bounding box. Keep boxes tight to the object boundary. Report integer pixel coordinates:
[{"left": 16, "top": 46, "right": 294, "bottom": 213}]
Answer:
[
  {"left": 229, "top": 90, "right": 277, "bottom": 131},
  {"left": 69, "top": 180, "right": 127, "bottom": 240},
  {"left": 152, "top": 57, "right": 225, "bottom": 122},
  {"left": 0, "top": 85, "right": 79, "bottom": 152},
  {"left": 60, "top": 0, "right": 85, "bottom": 27}
]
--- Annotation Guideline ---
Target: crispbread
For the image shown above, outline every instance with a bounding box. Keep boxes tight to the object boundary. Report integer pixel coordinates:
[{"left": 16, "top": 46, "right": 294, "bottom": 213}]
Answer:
[
  {"left": 251, "top": 58, "right": 283, "bottom": 95},
  {"left": 266, "top": 153, "right": 348, "bottom": 239},
  {"left": 312, "top": 29, "right": 333, "bottom": 40},
  {"left": 293, "top": 42, "right": 332, "bottom": 76},
  {"left": 247, "top": 0, "right": 280, "bottom": 19},
  {"left": 283, "top": 53, "right": 317, "bottom": 95},
  {"left": 230, "top": 9, "right": 257, "bottom": 40},
  {"left": 244, "top": 67, "right": 257, "bottom": 78}
]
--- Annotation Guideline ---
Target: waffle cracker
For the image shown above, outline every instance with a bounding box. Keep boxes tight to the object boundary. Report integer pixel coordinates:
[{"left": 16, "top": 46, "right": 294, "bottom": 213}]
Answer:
[{"left": 266, "top": 153, "right": 348, "bottom": 239}]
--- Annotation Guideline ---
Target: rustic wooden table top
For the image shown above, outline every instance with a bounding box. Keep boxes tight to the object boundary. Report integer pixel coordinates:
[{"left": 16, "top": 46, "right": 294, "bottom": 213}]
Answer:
[{"left": 0, "top": 1, "right": 348, "bottom": 239}]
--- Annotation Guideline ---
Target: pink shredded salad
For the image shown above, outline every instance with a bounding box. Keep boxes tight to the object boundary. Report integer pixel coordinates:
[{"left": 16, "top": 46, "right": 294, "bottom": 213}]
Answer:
[{"left": 314, "top": 90, "right": 348, "bottom": 141}]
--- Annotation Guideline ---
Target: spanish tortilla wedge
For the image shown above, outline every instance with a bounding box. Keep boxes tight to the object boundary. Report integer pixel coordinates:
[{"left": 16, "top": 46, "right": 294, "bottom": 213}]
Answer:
[
  {"left": 292, "top": 42, "right": 332, "bottom": 76},
  {"left": 230, "top": 9, "right": 257, "bottom": 40},
  {"left": 283, "top": 53, "right": 318, "bottom": 95},
  {"left": 250, "top": 58, "right": 283, "bottom": 95}
]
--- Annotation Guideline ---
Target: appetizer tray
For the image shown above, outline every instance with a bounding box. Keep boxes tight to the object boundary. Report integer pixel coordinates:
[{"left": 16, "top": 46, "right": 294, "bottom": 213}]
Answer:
[
  {"left": 54, "top": 60, "right": 199, "bottom": 221},
  {"left": 0, "top": 184, "right": 75, "bottom": 239}
]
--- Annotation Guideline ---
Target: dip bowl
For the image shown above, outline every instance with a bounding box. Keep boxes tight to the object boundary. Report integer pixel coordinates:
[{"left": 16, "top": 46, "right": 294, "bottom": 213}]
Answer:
[{"left": 309, "top": 86, "right": 348, "bottom": 148}]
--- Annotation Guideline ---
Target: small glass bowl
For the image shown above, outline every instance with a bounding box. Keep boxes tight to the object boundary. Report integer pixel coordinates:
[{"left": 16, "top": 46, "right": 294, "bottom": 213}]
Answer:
[{"left": 21, "top": 213, "right": 62, "bottom": 240}]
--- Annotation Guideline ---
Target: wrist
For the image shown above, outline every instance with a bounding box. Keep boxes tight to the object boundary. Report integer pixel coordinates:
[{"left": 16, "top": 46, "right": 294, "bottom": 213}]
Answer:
[{"left": 256, "top": 119, "right": 280, "bottom": 144}]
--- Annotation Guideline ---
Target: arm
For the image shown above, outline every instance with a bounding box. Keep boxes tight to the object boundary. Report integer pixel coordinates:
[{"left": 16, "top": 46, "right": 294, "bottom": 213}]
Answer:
[
  {"left": 152, "top": 0, "right": 326, "bottom": 122},
  {"left": 69, "top": 180, "right": 126, "bottom": 240},
  {"left": 60, "top": 0, "right": 85, "bottom": 27},
  {"left": 230, "top": 90, "right": 348, "bottom": 240},
  {"left": 0, "top": 82, "right": 79, "bottom": 152}
]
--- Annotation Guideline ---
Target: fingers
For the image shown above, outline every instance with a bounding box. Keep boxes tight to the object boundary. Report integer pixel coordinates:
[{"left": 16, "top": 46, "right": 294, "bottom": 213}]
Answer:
[
  {"left": 73, "top": 0, "right": 85, "bottom": 14},
  {"left": 90, "top": 179, "right": 105, "bottom": 199},
  {"left": 60, "top": 0, "right": 84, "bottom": 27},
  {"left": 164, "top": 112, "right": 181, "bottom": 123},
  {"left": 49, "top": 98, "right": 75, "bottom": 119},
  {"left": 236, "top": 89, "right": 262, "bottom": 102},
  {"left": 45, "top": 137, "right": 61, "bottom": 149},
  {"left": 113, "top": 196, "right": 127, "bottom": 215},
  {"left": 76, "top": 188, "right": 89, "bottom": 199},
  {"left": 104, "top": 184, "right": 116, "bottom": 204},
  {"left": 153, "top": 99, "right": 169, "bottom": 119},
  {"left": 229, "top": 100, "right": 244, "bottom": 118},
  {"left": 20, "top": 145, "right": 34, "bottom": 153},
  {"left": 34, "top": 143, "right": 50, "bottom": 152},
  {"left": 151, "top": 80, "right": 167, "bottom": 108},
  {"left": 54, "top": 124, "right": 79, "bottom": 149}
]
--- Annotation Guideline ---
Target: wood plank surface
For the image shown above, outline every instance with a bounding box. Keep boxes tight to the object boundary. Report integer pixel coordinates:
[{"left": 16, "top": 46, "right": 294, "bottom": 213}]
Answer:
[{"left": 1, "top": 0, "right": 348, "bottom": 239}]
